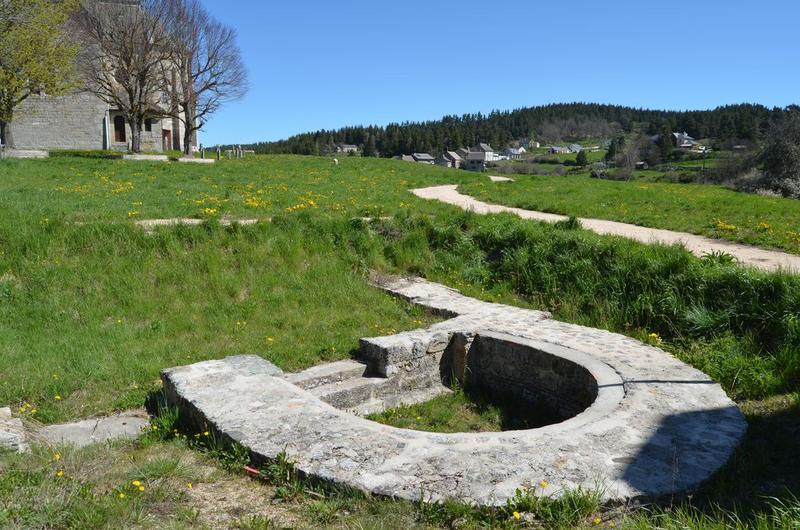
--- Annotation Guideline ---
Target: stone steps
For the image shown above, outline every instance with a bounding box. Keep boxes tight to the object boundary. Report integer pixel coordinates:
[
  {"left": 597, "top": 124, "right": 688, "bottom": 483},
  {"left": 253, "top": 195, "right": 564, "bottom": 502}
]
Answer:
[
  {"left": 283, "top": 359, "right": 369, "bottom": 391},
  {"left": 351, "top": 385, "right": 452, "bottom": 417},
  {"left": 307, "top": 375, "right": 391, "bottom": 411}
]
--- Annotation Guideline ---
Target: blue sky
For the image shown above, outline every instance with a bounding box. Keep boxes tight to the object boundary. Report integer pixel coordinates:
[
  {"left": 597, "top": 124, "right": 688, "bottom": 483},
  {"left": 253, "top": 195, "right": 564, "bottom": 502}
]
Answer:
[{"left": 200, "top": 0, "right": 799, "bottom": 146}]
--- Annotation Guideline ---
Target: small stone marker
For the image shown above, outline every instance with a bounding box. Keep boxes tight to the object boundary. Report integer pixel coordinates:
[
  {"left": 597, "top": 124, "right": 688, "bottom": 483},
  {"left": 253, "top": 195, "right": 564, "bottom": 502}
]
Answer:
[{"left": 0, "top": 407, "right": 28, "bottom": 453}]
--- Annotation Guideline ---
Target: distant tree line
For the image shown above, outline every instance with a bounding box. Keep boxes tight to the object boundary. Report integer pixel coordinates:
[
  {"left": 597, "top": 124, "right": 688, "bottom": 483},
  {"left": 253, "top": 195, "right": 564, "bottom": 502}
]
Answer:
[{"left": 245, "top": 103, "right": 783, "bottom": 157}]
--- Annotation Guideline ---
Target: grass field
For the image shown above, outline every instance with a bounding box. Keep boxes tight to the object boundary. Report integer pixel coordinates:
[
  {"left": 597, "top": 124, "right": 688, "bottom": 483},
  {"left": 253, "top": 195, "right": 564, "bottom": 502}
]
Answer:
[
  {"left": 459, "top": 174, "right": 800, "bottom": 254},
  {"left": 0, "top": 155, "right": 483, "bottom": 222},
  {"left": 1, "top": 154, "right": 799, "bottom": 528}
]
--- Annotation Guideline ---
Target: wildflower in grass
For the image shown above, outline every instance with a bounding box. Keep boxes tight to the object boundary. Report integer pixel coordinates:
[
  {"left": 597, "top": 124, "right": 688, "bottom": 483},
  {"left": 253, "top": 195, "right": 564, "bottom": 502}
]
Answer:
[
  {"left": 138, "top": 485, "right": 145, "bottom": 492},
  {"left": 266, "top": 336, "right": 274, "bottom": 343},
  {"left": 202, "top": 207, "right": 219, "bottom": 216},
  {"left": 52, "top": 374, "right": 59, "bottom": 380},
  {"left": 757, "top": 222, "right": 771, "bottom": 231},
  {"left": 713, "top": 219, "right": 737, "bottom": 231},
  {"left": 53, "top": 452, "right": 61, "bottom": 462},
  {"left": 513, "top": 511, "right": 521, "bottom": 520},
  {"left": 131, "top": 480, "right": 141, "bottom": 487},
  {"left": 648, "top": 332, "right": 662, "bottom": 346},
  {"left": 118, "top": 492, "right": 126, "bottom": 499},
  {"left": 55, "top": 470, "right": 64, "bottom": 478},
  {"left": 203, "top": 431, "right": 209, "bottom": 437},
  {"left": 54, "top": 395, "right": 61, "bottom": 401},
  {"left": 127, "top": 211, "right": 139, "bottom": 218},
  {"left": 593, "top": 517, "right": 602, "bottom": 526},
  {"left": 187, "top": 483, "right": 193, "bottom": 490}
]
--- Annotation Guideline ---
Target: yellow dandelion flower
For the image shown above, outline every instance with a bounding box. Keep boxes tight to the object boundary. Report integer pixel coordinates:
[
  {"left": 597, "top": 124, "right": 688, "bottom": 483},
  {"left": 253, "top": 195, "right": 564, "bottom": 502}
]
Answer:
[
  {"left": 513, "top": 511, "right": 521, "bottom": 520},
  {"left": 203, "top": 431, "right": 209, "bottom": 437},
  {"left": 118, "top": 492, "right": 126, "bottom": 499},
  {"left": 131, "top": 480, "right": 141, "bottom": 487},
  {"left": 138, "top": 485, "right": 145, "bottom": 492},
  {"left": 53, "top": 452, "right": 61, "bottom": 461},
  {"left": 187, "top": 483, "right": 193, "bottom": 490},
  {"left": 56, "top": 470, "right": 64, "bottom": 478},
  {"left": 593, "top": 517, "right": 602, "bottom": 526},
  {"left": 54, "top": 395, "right": 61, "bottom": 401}
]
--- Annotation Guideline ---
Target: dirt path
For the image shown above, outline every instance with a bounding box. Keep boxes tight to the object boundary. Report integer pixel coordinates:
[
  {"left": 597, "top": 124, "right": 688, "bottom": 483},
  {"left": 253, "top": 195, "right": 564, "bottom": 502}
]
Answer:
[{"left": 412, "top": 185, "right": 800, "bottom": 273}]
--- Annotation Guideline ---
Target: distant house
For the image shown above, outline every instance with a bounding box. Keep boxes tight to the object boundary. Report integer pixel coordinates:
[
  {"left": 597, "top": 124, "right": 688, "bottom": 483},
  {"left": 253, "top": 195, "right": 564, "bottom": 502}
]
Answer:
[
  {"left": 672, "top": 132, "right": 707, "bottom": 152},
  {"left": 465, "top": 151, "right": 489, "bottom": 171},
  {"left": 393, "top": 154, "right": 416, "bottom": 162},
  {"left": 477, "top": 143, "right": 494, "bottom": 153},
  {"left": 437, "top": 151, "right": 463, "bottom": 169},
  {"left": 568, "top": 144, "right": 583, "bottom": 153},
  {"left": 412, "top": 153, "right": 435, "bottom": 164},
  {"left": 336, "top": 144, "right": 359, "bottom": 154},
  {"left": 456, "top": 147, "right": 470, "bottom": 159},
  {"left": 505, "top": 147, "right": 526, "bottom": 160},
  {"left": 549, "top": 146, "right": 571, "bottom": 154}
]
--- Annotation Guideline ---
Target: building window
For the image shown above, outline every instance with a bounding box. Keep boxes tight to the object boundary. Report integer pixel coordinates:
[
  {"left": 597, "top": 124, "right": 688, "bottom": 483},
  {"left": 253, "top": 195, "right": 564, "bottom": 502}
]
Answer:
[
  {"left": 114, "top": 116, "right": 126, "bottom": 143},
  {"left": 145, "top": 119, "right": 152, "bottom": 132}
]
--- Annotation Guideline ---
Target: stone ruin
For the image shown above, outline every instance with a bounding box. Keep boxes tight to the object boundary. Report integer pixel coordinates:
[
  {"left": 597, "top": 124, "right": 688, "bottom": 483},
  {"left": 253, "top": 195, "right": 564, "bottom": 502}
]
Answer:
[{"left": 161, "top": 276, "right": 747, "bottom": 506}]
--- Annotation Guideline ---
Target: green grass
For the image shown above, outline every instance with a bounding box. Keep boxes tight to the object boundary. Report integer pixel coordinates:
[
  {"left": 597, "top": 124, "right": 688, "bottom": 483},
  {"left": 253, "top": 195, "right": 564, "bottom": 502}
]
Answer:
[
  {"left": 368, "top": 389, "right": 505, "bottom": 433},
  {"left": 459, "top": 174, "right": 800, "bottom": 253},
  {"left": 368, "top": 384, "right": 565, "bottom": 433},
  {"left": 1, "top": 155, "right": 799, "bottom": 528},
  {"left": 0, "top": 154, "right": 483, "bottom": 222},
  {"left": 0, "top": 217, "right": 441, "bottom": 423}
]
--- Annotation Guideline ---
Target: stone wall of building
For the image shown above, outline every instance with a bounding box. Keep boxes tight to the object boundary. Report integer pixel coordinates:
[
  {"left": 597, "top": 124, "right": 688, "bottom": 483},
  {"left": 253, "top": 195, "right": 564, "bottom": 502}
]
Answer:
[
  {"left": 10, "top": 92, "right": 108, "bottom": 150},
  {"left": 9, "top": 92, "right": 190, "bottom": 153}
]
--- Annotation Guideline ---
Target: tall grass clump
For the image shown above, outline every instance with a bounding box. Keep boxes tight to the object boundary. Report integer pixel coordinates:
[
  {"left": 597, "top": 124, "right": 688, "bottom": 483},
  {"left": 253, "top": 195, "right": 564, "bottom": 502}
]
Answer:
[{"left": 364, "top": 212, "right": 800, "bottom": 399}]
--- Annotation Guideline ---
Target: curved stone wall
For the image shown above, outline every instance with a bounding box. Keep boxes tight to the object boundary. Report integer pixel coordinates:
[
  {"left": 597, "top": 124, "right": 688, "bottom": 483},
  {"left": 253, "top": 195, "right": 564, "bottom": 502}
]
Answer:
[{"left": 162, "top": 276, "right": 747, "bottom": 506}]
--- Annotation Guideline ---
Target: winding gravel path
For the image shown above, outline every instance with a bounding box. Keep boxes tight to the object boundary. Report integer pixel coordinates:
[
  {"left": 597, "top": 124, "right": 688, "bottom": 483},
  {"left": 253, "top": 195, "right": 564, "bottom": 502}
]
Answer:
[{"left": 412, "top": 184, "right": 800, "bottom": 273}]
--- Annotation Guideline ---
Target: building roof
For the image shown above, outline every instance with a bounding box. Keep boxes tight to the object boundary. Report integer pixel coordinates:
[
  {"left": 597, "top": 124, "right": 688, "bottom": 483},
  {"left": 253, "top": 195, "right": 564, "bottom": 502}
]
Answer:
[
  {"left": 672, "top": 131, "right": 694, "bottom": 140},
  {"left": 444, "top": 151, "right": 463, "bottom": 161},
  {"left": 477, "top": 143, "right": 494, "bottom": 152},
  {"left": 466, "top": 152, "right": 487, "bottom": 161},
  {"left": 412, "top": 153, "right": 435, "bottom": 161},
  {"left": 399, "top": 155, "right": 415, "bottom": 162}
]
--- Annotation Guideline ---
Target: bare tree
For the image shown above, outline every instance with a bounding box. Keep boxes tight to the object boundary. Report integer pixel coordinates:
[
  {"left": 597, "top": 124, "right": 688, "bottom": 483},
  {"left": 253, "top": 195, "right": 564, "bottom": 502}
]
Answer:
[
  {"left": 164, "top": 0, "right": 248, "bottom": 156},
  {"left": 76, "top": 0, "right": 172, "bottom": 153}
]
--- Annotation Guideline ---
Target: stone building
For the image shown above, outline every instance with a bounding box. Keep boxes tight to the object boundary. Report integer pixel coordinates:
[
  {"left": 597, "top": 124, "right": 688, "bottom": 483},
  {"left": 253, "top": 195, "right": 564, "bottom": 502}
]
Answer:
[{"left": 4, "top": 1, "right": 196, "bottom": 153}]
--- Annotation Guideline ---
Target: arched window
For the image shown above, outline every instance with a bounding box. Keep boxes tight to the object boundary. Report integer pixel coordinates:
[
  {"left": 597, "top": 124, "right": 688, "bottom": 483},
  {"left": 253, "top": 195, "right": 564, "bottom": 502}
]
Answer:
[{"left": 114, "top": 116, "right": 126, "bottom": 143}]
